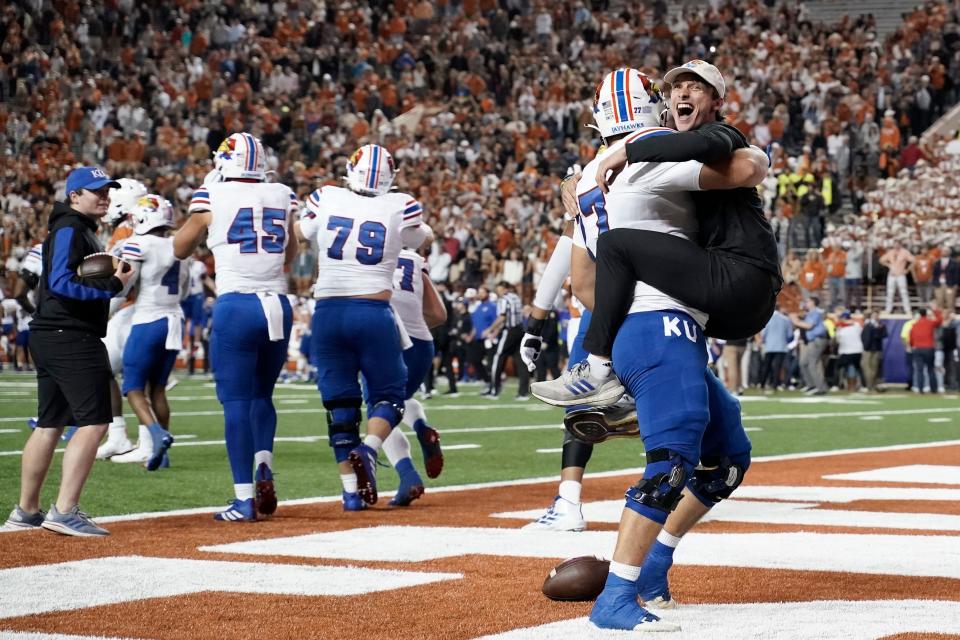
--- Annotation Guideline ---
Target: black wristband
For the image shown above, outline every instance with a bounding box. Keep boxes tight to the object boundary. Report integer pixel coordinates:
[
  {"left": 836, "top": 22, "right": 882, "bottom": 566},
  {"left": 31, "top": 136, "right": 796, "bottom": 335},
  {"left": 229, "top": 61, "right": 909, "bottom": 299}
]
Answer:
[{"left": 526, "top": 317, "right": 545, "bottom": 336}]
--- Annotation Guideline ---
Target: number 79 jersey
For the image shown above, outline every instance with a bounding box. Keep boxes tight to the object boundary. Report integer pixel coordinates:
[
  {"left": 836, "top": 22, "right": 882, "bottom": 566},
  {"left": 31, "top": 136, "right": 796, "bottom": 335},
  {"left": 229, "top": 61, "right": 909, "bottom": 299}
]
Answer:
[
  {"left": 191, "top": 182, "right": 298, "bottom": 294},
  {"left": 299, "top": 185, "right": 423, "bottom": 298}
]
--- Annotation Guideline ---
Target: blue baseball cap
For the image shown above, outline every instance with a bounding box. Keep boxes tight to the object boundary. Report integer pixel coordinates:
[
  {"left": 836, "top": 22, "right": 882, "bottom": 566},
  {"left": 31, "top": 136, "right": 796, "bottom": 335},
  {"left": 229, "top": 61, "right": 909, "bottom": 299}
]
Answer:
[{"left": 65, "top": 166, "right": 120, "bottom": 198}]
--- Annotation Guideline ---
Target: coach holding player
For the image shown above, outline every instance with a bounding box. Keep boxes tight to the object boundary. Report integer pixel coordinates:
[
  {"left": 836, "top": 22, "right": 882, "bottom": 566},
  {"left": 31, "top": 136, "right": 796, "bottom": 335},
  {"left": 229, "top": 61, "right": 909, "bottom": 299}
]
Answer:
[{"left": 5, "top": 167, "right": 135, "bottom": 537}]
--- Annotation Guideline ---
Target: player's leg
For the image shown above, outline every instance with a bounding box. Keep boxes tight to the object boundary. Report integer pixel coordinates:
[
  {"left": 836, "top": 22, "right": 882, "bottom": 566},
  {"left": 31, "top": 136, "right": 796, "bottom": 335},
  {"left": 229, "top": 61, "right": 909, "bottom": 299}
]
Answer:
[
  {"left": 97, "top": 308, "right": 134, "bottom": 459},
  {"left": 638, "top": 368, "right": 751, "bottom": 608},
  {"left": 209, "top": 294, "right": 263, "bottom": 522},
  {"left": 590, "top": 311, "right": 707, "bottom": 632},
  {"left": 249, "top": 295, "right": 293, "bottom": 517},
  {"left": 488, "top": 327, "right": 510, "bottom": 397},
  {"left": 400, "top": 337, "right": 443, "bottom": 479},
  {"left": 312, "top": 300, "right": 366, "bottom": 509}
]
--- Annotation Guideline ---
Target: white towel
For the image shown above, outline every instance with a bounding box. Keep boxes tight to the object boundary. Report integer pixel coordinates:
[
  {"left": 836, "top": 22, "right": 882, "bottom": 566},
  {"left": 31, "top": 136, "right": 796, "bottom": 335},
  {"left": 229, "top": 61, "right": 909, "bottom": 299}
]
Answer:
[
  {"left": 165, "top": 315, "right": 184, "bottom": 351},
  {"left": 391, "top": 303, "right": 413, "bottom": 350},
  {"left": 256, "top": 293, "right": 286, "bottom": 342}
]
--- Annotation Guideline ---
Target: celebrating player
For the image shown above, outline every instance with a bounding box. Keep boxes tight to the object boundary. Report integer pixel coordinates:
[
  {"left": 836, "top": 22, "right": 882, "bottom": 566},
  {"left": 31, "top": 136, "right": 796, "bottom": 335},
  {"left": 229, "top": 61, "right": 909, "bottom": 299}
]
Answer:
[
  {"left": 111, "top": 195, "right": 185, "bottom": 471},
  {"left": 174, "top": 132, "right": 298, "bottom": 522},
  {"left": 296, "top": 143, "right": 430, "bottom": 507}
]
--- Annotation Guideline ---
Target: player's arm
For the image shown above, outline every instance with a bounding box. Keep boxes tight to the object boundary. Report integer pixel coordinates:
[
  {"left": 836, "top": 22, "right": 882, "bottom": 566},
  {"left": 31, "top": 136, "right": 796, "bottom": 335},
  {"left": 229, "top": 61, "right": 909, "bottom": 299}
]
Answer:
[
  {"left": 698, "top": 146, "right": 769, "bottom": 190},
  {"left": 13, "top": 274, "right": 35, "bottom": 314},
  {"left": 521, "top": 221, "right": 575, "bottom": 371},
  {"left": 626, "top": 123, "right": 739, "bottom": 164},
  {"left": 421, "top": 270, "right": 447, "bottom": 328},
  {"left": 48, "top": 227, "right": 125, "bottom": 299},
  {"left": 570, "top": 245, "right": 595, "bottom": 311},
  {"left": 174, "top": 211, "right": 211, "bottom": 260}
]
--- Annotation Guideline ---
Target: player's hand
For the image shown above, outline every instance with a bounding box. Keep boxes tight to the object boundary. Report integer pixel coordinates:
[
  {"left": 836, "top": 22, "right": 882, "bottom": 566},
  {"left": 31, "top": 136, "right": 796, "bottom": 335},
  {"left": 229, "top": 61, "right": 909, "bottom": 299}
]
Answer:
[
  {"left": 113, "top": 260, "right": 135, "bottom": 291},
  {"left": 596, "top": 145, "right": 628, "bottom": 194},
  {"left": 520, "top": 332, "right": 543, "bottom": 372},
  {"left": 560, "top": 168, "right": 582, "bottom": 219}
]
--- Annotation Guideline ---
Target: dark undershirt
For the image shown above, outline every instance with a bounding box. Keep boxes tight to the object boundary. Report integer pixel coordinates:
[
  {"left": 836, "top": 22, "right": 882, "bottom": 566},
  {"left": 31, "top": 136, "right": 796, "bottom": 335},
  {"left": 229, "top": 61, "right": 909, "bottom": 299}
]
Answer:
[{"left": 625, "top": 121, "right": 782, "bottom": 279}]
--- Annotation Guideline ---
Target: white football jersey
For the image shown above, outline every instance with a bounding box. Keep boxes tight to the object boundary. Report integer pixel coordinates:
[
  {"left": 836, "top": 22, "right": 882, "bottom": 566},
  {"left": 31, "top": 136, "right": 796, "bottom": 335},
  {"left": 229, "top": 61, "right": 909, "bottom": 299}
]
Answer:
[
  {"left": 392, "top": 249, "right": 432, "bottom": 341},
  {"left": 573, "top": 127, "right": 708, "bottom": 327},
  {"left": 119, "top": 234, "right": 187, "bottom": 325},
  {"left": 190, "top": 182, "right": 298, "bottom": 295},
  {"left": 187, "top": 259, "right": 206, "bottom": 295},
  {"left": 20, "top": 243, "right": 42, "bottom": 277},
  {"left": 300, "top": 185, "right": 423, "bottom": 298}
]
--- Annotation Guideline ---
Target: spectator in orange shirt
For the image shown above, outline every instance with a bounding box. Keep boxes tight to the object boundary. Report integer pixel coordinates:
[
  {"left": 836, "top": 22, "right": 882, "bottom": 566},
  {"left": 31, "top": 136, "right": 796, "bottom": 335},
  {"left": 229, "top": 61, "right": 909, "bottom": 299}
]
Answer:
[
  {"left": 823, "top": 241, "right": 847, "bottom": 307},
  {"left": 799, "top": 249, "right": 827, "bottom": 299},
  {"left": 912, "top": 246, "right": 935, "bottom": 304},
  {"left": 909, "top": 305, "right": 943, "bottom": 392}
]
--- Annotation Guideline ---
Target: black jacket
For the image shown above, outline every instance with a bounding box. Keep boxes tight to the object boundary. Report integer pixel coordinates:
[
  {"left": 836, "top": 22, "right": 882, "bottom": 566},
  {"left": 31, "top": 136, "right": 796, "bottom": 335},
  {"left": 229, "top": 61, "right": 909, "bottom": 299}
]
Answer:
[
  {"left": 932, "top": 257, "right": 960, "bottom": 287},
  {"left": 625, "top": 121, "right": 782, "bottom": 280},
  {"left": 30, "top": 202, "right": 123, "bottom": 337},
  {"left": 861, "top": 321, "right": 888, "bottom": 352}
]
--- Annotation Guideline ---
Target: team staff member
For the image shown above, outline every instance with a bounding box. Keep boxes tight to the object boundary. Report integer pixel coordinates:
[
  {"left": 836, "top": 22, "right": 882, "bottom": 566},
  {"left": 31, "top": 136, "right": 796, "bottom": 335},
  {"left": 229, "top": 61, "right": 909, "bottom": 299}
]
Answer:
[{"left": 5, "top": 167, "right": 134, "bottom": 537}]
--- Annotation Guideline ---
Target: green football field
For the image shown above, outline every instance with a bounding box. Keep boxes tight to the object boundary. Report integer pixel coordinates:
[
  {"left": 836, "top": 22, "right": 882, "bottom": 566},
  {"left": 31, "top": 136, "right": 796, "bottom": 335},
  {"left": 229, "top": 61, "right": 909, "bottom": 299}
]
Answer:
[{"left": 1, "top": 372, "right": 958, "bottom": 518}]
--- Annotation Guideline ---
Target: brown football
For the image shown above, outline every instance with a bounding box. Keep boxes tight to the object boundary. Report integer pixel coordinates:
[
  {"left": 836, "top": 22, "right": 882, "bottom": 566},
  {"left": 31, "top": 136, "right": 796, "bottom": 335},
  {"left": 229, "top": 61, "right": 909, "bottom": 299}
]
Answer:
[
  {"left": 77, "top": 253, "right": 118, "bottom": 278},
  {"left": 541, "top": 556, "right": 610, "bottom": 601}
]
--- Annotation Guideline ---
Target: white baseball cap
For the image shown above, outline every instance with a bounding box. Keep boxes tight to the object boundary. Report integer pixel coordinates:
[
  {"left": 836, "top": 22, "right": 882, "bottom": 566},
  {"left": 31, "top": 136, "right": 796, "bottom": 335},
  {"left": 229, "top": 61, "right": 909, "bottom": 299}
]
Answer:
[{"left": 663, "top": 60, "right": 725, "bottom": 99}]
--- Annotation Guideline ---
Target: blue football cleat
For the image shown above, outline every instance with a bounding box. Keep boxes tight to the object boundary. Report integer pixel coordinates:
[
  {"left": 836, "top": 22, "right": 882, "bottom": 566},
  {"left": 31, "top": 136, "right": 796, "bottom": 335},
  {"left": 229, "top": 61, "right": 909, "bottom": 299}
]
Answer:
[
  {"left": 638, "top": 546, "right": 677, "bottom": 609},
  {"left": 159, "top": 453, "right": 170, "bottom": 468},
  {"left": 342, "top": 491, "right": 367, "bottom": 511},
  {"left": 214, "top": 498, "right": 257, "bottom": 522},
  {"left": 590, "top": 574, "right": 680, "bottom": 632},
  {"left": 145, "top": 424, "right": 173, "bottom": 471},
  {"left": 255, "top": 462, "right": 277, "bottom": 516},
  {"left": 60, "top": 426, "right": 77, "bottom": 441},
  {"left": 27, "top": 418, "right": 38, "bottom": 430},
  {"left": 389, "top": 470, "right": 425, "bottom": 507},
  {"left": 347, "top": 444, "right": 379, "bottom": 505}
]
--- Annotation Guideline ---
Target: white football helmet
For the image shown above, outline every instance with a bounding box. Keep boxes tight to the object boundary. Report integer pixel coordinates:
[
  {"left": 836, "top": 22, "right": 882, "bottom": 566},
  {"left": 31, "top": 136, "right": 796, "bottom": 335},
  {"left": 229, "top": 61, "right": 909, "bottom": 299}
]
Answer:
[
  {"left": 132, "top": 194, "right": 175, "bottom": 235},
  {"left": 214, "top": 132, "right": 267, "bottom": 180},
  {"left": 106, "top": 178, "right": 147, "bottom": 225},
  {"left": 592, "top": 68, "right": 665, "bottom": 139},
  {"left": 345, "top": 144, "right": 396, "bottom": 196}
]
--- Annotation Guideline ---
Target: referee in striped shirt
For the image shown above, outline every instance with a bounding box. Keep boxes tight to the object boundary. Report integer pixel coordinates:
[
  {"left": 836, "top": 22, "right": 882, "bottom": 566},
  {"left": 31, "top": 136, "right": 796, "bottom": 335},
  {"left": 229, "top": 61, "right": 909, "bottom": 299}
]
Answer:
[{"left": 486, "top": 281, "right": 530, "bottom": 399}]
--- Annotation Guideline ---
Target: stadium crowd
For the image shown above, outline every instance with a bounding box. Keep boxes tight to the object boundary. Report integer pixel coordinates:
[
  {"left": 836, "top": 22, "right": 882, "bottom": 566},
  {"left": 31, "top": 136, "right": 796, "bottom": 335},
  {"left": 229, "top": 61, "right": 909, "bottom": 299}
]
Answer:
[{"left": 3, "top": 0, "right": 960, "bottom": 393}]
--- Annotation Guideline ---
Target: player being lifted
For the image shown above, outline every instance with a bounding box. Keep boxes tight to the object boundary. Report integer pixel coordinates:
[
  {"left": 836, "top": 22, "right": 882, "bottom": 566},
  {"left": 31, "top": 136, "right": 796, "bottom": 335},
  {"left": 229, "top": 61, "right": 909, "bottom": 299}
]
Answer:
[
  {"left": 175, "top": 133, "right": 299, "bottom": 522},
  {"left": 110, "top": 195, "right": 185, "bottom": 471},
  {"left": 296, "top": 144, "right": 430, "bottom": 508}
]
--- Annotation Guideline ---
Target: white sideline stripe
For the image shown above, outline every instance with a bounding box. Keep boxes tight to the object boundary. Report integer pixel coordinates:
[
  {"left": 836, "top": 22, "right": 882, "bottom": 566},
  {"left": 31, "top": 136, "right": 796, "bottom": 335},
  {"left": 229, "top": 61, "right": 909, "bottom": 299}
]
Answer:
[
  {"left": 734, "top": 485, "right": 960, "bottom": 502},
  {"left": 444, "top": 444, "right": 481, "bottom": 450},
  {"left": 471, "top": 600, "right": 960, "bottom": 640},
  {"left": 536, "top": 448, "right": 563, "bottom": 454},
  {"left": 4, "top": 440, "right": 960, "bottom": 529},
  {"left": 859, "top": 416, "right": 884, "bottom": 421},
  {"left": 928, "top": 417, "right": 952, "bottom": 422},
  {"left": 0, "top": 555, "right": 461, "bottom": 619},
  {"left": 493, "top": 498, "right": 960, "bottom": 532},
  {"left": 824, "top": 464, "right": 960, "bottom": 485},
  {"left": 0, "top": 430, "right": 19, "bottom": 434},
  {"left": 200, "top": 526, "right": 960, "bottom": 579},
  {"left": 740, "top": 406, "right": 960, "bottom": 421}
]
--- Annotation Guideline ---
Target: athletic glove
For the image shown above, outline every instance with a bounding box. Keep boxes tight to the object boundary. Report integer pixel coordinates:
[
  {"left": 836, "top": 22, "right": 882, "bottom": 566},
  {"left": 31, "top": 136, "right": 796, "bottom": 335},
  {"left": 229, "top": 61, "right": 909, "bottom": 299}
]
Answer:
[{"left": 520, "top": 317, "right": 546, "bottom": 373}]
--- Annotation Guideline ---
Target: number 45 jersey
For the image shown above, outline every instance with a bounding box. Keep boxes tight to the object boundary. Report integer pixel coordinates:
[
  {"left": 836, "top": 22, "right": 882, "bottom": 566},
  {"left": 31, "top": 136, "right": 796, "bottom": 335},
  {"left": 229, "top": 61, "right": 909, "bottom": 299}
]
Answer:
[
  {"left": 299, "top": 185, "right": 423, "bottom": 299},
  {"left": 191, "top": 182, "right": 298, "bottom": 294}
]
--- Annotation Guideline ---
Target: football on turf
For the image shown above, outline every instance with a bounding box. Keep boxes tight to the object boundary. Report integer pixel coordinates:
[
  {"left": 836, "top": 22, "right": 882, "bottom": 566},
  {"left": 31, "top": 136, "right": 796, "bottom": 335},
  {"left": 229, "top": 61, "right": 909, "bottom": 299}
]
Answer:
[
  {"left": 77, "top": 252, "right": 119, "bottom": 278},
  {"left": 541, "top": 555, "right": 610, "bottom": 601}
]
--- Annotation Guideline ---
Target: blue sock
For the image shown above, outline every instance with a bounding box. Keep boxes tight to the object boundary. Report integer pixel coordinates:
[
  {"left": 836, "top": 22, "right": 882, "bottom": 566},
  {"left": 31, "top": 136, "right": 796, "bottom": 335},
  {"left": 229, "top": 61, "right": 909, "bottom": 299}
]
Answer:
[
  {"left": 395, "top": 457, "right": 415, "bottom": 479},
  {"left": 223, "top": 400, "right": 254, "bottom": 484},
  {"left": 638, "top": 540, "right": 675, "bottom": 597}
]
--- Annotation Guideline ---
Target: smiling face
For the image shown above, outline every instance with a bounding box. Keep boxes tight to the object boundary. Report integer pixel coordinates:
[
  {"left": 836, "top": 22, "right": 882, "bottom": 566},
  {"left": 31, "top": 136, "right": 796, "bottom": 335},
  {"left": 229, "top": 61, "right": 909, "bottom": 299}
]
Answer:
[
  {"left": 70, "top": 186, "right": 112, "bottom": 217},
  {"left": 669, "top": 72, "right": 723, "bottom": 131}
]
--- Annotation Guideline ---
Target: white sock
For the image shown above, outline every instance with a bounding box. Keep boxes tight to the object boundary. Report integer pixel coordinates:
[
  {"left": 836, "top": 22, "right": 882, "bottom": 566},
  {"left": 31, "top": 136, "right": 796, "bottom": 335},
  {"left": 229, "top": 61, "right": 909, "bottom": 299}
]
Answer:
[
  {"left": 558, "top": 480, "right": 582, "bottom": 504},
  {"left": 363, "top": 434, "right": 384, "bottom": 451},
  {"left": 609, "top": 560, "right": 641, "bottom": 582},
  {"left": 403, "top": 398, "right": 426, "bottom": 427},
  {"left": 254, "top": 450, "right": 273, "bottom": 469},
  {"left": 108, "top": 416, "right": 127, "bottom": 441},
  {"left": 340, "top": 473, "right": 359, "bottom": 493},
  {"left": 657, "top": 529, "right": 683, "bottom": 548},
  {"left": 234, "top": 484, "right": 254, "bottom": 500},
  {"left": 381, "top": 428, "right": 412, "bottom": 467},
  {"left": 587, "top": 353, "right": 613, "bottom": 379},
  {"left": 137, "top": 424, "right": 152, "bottom": 451}
]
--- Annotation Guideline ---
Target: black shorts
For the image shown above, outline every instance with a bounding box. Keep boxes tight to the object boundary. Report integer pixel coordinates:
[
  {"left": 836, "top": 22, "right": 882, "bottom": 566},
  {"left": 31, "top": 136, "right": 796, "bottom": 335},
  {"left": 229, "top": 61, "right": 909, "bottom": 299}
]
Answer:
[{"left": 29, "top": 329, "right": 113, "bottom": 428}]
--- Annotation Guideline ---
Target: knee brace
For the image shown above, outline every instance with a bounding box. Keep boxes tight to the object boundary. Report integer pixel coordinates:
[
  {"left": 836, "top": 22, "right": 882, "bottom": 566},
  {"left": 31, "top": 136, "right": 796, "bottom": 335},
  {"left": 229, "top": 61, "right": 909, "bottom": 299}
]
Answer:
[
  {"left": 624, "top": 449, "right": 692, "bottom": 525},
  {"left": 687, "top": 452, "right": 750, "bottom": 507},
  {"left": 368, "top": 400, "right": 404, "bottom": 429},
  {"left": 324, "top": 398, "right": 361, "bottom": 463}
]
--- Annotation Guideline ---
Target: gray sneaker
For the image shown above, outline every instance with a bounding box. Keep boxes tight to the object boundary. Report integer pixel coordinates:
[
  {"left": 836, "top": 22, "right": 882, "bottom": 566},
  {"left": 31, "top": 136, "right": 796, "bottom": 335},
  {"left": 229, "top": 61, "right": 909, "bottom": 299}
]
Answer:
[
  {"left": 4, "top": 505, "right": 46, "bottom": 530},
  {"left": 531, "top": 360, "right": 625, "bottom": 407},
  {"left": 41, "top": 505, "right": 109, "bottom": 537}
]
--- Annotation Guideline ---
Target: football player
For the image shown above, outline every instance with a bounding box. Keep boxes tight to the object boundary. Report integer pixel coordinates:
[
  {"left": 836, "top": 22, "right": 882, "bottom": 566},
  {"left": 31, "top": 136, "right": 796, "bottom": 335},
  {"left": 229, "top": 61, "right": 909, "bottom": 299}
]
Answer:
[
  {"left": 175, "top": 132, "right": 299, "bottom": 522},
  {"left": 296, "top": 143, "right": 429, "bottom": 507},
  {"left": 11, "top": 242, "right": 43, "bottom": 371},
  {"left": 97, "top": 178, "right": 148, "bottom": 460},
  {"left": 109, "top": 196, "right": 186, "bottom": 471},
  {"left": 374, "top": 237, "right": 446, "bottom": 509},
  {"left": 182, "top": 253, "right": 212, "bottom": 374}
]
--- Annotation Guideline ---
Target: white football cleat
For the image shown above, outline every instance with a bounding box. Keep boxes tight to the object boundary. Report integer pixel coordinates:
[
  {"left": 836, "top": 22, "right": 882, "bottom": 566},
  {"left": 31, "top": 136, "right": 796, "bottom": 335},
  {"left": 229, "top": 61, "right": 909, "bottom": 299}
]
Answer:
[
  {"left": 522, "top": 496, "right": 586, "bottom": 532},
  {"left": 644, "top": 595, "right": 678, "bottom": 610},
  {"left": 96, "top": 437, "right": 135, "bottom": 460},
  {"left": 110, "top": 446, "right": 150, "bottom": 464}
]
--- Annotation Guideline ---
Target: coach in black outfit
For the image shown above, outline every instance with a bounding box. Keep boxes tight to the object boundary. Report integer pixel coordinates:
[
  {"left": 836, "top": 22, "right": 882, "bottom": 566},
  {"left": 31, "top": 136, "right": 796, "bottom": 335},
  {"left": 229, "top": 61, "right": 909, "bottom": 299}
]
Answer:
[
  {"left": 7, "top": 167, "right": 134, "bottom": 537},
  {"left": 582, "top": 60, "right": 782, "bottom": 364}
]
